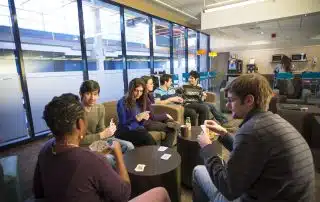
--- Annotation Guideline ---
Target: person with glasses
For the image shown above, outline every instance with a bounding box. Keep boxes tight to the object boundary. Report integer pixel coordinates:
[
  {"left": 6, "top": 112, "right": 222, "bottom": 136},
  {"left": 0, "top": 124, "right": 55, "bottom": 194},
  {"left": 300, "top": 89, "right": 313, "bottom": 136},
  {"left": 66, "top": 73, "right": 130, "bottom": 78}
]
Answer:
[
  {"left": 116, "top": 78, "right": 157, "bottom": 146},
  {"left": 193, "top": 74, "right": 314, "bottom": 202}
]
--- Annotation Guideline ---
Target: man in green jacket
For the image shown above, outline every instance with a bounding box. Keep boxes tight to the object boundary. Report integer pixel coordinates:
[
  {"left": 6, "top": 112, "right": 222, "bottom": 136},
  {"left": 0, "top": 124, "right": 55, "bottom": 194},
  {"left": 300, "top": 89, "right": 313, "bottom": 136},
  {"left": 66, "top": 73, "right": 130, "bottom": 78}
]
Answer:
[{"left": 79, "top": 80, "right": 134, "bottom": 166}]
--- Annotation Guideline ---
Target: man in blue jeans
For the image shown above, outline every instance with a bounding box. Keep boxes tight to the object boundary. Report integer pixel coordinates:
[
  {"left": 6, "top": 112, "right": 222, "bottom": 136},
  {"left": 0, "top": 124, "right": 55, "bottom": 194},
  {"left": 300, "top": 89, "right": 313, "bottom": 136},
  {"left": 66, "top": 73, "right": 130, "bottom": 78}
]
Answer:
[
  {"left": 79, "top": 80, "right": 134, "bottom": 167},
  {"left": 194, "top": 74, "right": 314, "bottom": 202}
]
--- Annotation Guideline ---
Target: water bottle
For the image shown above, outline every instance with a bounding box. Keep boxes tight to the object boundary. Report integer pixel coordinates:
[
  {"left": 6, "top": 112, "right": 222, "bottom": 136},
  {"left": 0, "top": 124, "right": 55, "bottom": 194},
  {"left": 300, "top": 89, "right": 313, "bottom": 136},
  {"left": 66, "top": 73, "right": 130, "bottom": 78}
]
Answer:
[{"left": 185, "top": 117, "right": 191, "bottom": 130}]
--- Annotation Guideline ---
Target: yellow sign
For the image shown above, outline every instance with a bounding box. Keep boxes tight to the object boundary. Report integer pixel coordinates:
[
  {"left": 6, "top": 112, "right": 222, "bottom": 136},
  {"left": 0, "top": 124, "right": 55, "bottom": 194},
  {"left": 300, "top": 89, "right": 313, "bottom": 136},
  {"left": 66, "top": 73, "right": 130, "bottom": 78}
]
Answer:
[
  {"left": 209, "top": 52, "right": 217, "bottom": 57},
  {"left": 197, "top": 49, "right": 206, "bottom": 55}
]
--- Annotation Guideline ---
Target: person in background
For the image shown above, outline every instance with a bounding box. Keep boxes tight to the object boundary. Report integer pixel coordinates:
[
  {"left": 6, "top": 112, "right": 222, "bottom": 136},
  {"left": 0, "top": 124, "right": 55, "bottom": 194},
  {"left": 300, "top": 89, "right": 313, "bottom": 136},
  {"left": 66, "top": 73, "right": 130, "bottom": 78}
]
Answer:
[
  {"left": 193, "top": 74, "right": 314, "bottom": 202},
  {"left": 154, "top": 74, "right": 209, "bottom": 126},
  {"left": 186, "top": 71, "right": 230, "bottom": 126},
  {"left": 79, "top": 80, "right": 134, "bottom": 167},
  {"left": 34, "top": 93, "right": 171, "bottom": 202},
  {"left": 141, "top": 76, "right": 179, "bottom": 147},
  {"left": 116, "top": 78, "right": 157, "bottom": 146}
]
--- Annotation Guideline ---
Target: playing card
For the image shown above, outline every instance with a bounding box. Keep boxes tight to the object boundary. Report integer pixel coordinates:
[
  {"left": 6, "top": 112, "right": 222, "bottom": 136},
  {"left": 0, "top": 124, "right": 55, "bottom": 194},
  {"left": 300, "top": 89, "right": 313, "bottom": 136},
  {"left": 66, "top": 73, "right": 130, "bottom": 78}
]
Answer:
[
  {"left": 200, "top": 124, "right": 209, "bottom": 134},
  {"left": 161, "top": 153, "right": 172, "bottom": 160},
  {"left": 134, "top": 164, "right": 146, "bottom": 172},
  {"left": 158, "top": 146, "right": 168, "bottom": 152}
]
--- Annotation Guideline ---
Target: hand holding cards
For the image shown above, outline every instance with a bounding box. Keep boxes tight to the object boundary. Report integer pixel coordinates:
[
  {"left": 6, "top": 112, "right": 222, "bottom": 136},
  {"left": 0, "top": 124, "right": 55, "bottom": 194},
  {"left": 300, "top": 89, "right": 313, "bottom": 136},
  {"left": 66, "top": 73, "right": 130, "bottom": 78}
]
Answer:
[{"left": 201, "top": 124, "right": 219, "bottom": 141}]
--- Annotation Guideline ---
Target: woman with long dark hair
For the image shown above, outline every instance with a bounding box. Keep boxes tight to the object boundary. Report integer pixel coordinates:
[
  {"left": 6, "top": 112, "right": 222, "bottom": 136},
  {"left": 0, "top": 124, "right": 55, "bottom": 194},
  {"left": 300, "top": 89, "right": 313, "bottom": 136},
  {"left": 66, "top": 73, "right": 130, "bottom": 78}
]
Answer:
[
  {"left": 116, "top": 78, "right": 156, "bottom": 146},
  {"left": 141, "top": 76, "right": 179, "bottom": 147}
]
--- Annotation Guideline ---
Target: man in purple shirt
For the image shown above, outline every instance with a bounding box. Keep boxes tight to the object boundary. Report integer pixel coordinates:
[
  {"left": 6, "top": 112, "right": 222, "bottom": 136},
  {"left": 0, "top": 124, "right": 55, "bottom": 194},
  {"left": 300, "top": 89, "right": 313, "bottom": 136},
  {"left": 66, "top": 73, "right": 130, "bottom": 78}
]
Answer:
[{"left": 33, "top": 93, "right": 171, "bottom": 202}]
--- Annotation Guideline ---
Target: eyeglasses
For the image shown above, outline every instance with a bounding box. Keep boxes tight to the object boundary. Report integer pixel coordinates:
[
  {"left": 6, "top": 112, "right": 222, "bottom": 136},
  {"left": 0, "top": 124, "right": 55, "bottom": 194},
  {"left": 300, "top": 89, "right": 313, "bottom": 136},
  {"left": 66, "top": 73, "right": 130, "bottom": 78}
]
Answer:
[{"left": 227, "top": 97, "right": 239, "bottom": 103}]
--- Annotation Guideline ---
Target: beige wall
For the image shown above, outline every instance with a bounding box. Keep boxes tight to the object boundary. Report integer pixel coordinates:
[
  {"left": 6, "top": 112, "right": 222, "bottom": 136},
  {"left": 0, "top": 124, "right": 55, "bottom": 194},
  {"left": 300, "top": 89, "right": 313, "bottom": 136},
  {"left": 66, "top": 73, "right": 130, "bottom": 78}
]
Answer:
[{"left": 231, "top": 45, "right": 320, "bottom": 74}]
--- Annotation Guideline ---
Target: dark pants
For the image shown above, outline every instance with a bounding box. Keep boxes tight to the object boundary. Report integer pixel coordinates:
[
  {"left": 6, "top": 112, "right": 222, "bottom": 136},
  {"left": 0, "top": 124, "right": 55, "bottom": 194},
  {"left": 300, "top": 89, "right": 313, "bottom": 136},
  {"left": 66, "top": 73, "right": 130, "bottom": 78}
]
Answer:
[
  {"left": 184, "top": 103, "right": 210, "bottom": 126},
  {"left": 115, "top": 128, "right": 156, "bottom": 147},
  {"left": 144, "top": 120, "right": 178, "bottom": 147},
  {"left": 204, "top": 103, "right": 228, "bottom": 124}
]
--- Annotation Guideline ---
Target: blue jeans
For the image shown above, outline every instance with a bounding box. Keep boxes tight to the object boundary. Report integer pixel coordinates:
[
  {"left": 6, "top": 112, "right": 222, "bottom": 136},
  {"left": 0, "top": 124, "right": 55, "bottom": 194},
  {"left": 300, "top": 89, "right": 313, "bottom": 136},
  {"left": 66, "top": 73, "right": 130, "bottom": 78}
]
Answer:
[
  {"left": 192, "top": 165, "right": 240, "bottom": 202},
  {"left": 105, "top": 137, "right": 134, "bottom": 168}
]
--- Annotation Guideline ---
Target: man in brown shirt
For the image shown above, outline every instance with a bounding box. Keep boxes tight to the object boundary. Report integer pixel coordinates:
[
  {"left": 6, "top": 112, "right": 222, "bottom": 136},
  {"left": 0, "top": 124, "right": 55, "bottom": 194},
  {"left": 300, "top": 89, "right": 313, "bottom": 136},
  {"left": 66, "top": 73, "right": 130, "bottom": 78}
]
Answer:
[{"left": 33, "top": 93, "right": 170, "bottom": 202}]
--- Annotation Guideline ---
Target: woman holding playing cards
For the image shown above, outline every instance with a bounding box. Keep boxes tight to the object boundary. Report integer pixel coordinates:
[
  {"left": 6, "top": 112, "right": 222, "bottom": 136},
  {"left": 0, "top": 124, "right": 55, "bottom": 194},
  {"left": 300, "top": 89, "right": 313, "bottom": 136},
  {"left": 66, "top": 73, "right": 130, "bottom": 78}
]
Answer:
[
  {"left": 141, "top": 75, "right": 179, "bottom": 147},
  {"left": 116, "top": 78, "right": 157, "bottom": 146}
]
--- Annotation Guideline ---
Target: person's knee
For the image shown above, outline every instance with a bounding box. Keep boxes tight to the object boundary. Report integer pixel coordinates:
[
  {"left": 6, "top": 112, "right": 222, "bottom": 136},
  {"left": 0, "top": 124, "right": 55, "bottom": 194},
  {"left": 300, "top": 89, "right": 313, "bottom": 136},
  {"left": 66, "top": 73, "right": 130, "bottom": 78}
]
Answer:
[
  {"left": 105, "top": 154, "right": 116, "bottom": 169},
  {"left": 199, "top": 104, "right": 210, "bottom": 113},
  {"left": 126, "top": 142, "right": 135, "bottom": 150},
  {"left": 193, "top": 165, "right": 207, "bottom": 184}
]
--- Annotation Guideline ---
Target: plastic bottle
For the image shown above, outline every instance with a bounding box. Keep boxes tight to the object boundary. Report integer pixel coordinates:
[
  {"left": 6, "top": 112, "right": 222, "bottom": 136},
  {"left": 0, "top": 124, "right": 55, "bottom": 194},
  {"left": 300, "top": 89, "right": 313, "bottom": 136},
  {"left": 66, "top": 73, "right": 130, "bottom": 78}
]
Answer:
[{"left": 185, "top": 117, "right": 191, "bottom": 130}]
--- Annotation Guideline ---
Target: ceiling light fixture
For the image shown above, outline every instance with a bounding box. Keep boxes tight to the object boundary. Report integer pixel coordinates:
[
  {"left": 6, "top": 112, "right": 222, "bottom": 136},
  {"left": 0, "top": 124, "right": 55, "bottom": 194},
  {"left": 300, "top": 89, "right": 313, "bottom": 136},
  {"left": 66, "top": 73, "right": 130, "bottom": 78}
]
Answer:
[
  {"left": 153, "top": 0, "right": 198, "bottom": 20},
  {"left": 204, "top": 0, "right": 267, "bottom": 13}
]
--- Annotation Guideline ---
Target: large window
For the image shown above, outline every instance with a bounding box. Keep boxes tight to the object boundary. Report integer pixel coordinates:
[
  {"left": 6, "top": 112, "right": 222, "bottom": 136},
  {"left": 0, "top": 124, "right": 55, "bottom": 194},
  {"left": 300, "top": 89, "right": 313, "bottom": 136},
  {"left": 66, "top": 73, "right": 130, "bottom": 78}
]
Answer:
[
  {"left": 188, "top": 29, "right": 197, "bottom": 72},
  {"left": 173, "top": 24, "right": 186, "bottom": 85},
  {"left": 153, "top": 18, "right": 170, "bottom": 74},
  {"left": 83, "top": 0, "right": 124, "bottom": 102},
  {"left": 15, "top": 0, "right": 84, "bottom": 134},
  {"left": 0, "top": 1, "right": 29, "bottom": 145},
  {"left": 125, "top": 9, "right": 150, "bottom": 83},
  {"left": 200, "top": 33, "right": 208, "bottom": 72},
  {"left": 0, "top": 0, "right": 211, "bottom": 148},
  {"left": 200, "top": 33, "right": 209, "bottom": 89}
]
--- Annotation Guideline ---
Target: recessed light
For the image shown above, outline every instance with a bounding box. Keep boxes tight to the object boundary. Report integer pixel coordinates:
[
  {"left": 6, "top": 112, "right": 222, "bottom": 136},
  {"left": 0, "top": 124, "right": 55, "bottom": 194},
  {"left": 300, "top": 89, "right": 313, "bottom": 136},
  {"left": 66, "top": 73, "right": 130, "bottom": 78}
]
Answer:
[{"left": 260, "top": 31, "right": 264, "bottom": 35}]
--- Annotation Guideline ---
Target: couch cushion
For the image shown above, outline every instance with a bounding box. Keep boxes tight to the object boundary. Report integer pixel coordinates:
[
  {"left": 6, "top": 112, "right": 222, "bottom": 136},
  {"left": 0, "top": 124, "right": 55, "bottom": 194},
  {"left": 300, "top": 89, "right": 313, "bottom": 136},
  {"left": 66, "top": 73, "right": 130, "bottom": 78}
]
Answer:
[
  {"left": 102, "top": 101, "right": 118, "bottom": 126},
  {"left": 149, "top": 131, "right": 166, "bottom": 142}
]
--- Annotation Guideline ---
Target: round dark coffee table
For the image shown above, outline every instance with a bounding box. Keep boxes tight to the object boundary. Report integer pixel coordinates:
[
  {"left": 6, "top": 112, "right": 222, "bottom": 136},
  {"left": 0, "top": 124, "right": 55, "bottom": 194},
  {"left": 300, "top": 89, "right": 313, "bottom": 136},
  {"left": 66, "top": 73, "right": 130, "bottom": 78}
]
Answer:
[
  {"left": 123, "top": 145, "right": 181, "bottom": 202},
  {"left": 177, "top": 126, "right": 222, "bottom": 188}
]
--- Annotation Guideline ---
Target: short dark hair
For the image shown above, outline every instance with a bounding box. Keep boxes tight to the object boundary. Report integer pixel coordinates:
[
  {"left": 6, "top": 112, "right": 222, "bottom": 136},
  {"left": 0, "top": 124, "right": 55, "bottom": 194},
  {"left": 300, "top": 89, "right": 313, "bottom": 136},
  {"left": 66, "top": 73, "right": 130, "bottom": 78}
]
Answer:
[
  {"left": 189, "top": 70, "right": 199, "bottom": 79},
  {"left": 79, "top": 80, "right": 100, "bottom": 96},
  {"left": 43, "top": 93, "right": 84, "bottom": 137},
  {"left": 160, "top": 74, "right": 172, "bottom": 85},
  {"left": 225, "top": 74, "right": 273, "bottom": 111}
]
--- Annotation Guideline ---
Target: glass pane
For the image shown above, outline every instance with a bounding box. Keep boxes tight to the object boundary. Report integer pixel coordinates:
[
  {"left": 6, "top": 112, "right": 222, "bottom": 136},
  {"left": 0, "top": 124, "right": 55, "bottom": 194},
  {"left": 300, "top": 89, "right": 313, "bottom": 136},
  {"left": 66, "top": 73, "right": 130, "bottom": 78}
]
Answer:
[
  {"left": 200, "top": 33, "right": 208, "bottom": 89},
  {"left": 188, "top": 29, "right": 197, "bottom": 72},
  {"left": 200, "top": 33, "right": 208, "bottom": 72},
  {"left": 173, "top": 24, "right": 185, "bottom": 85},
  {"left": 0, "top": 1, "right": 29, "bottom": 145},
  {"left": 127, "top": 56, "right": 150, "bottom": 84},
  {"left": 83, "top": 0, "right": 124, "bottom": 102},
  {"left": 125, "top": 9, "right": 150, "bottom": 72},
  {"left": 153, "top": 18, "right": 170, "bottom": 74},
  {"left": 15, "top": 0, "right": 84, "bottom": 134}
]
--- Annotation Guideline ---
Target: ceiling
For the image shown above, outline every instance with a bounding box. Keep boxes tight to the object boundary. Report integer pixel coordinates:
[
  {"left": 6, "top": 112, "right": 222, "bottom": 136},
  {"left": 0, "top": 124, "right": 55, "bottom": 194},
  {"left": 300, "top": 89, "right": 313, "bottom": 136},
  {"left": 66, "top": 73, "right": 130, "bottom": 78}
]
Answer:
[
  {"left": 209, "top": 12, "right": 320, "bottom": 51},
  {"left": 152, "top": 0, "right": 250, "bottom": 25}
]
